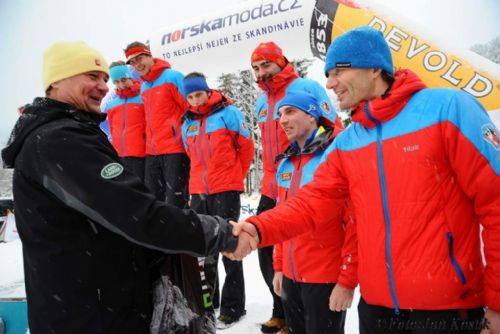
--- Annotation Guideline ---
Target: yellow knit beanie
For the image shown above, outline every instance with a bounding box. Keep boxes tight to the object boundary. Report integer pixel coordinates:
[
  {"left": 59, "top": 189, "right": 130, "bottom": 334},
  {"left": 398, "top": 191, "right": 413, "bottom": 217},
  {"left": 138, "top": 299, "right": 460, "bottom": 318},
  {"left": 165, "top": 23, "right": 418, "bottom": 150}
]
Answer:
[{"left": 43, "top": 41, "right": 109, "bottom": 90}]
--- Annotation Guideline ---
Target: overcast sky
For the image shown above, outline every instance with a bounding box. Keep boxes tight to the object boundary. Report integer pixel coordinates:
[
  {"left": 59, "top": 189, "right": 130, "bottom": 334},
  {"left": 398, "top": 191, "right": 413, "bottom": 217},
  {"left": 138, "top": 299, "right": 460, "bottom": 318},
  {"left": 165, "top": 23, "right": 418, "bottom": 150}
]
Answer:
[{"left": 1, "top": 0, "right": 499, "bottom": 136}]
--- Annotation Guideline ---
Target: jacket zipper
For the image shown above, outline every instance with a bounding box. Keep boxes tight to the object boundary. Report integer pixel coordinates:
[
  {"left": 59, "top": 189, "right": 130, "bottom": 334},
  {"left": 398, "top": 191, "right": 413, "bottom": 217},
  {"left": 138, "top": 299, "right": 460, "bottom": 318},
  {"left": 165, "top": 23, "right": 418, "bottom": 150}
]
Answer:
[
  {"left": 146, "top": 87, "right": 157, "bottom": 155},
  {"left": 288, "top": 154, "right": 303, "bottom": 282},
  {"left": 207, "top": 134, "right": 212, "bottom": 158},
  {"left": 199, "top": 118, "right": 209, "bottom": 194},
  {"left": 171, "top": 124, "right": 179, "bottom": 143},
  {"left": 364, "top": 104, "right": 400, "bottom": 314},
  {"left": 267, "top": 90, "right": 277, "bottom": 199}
]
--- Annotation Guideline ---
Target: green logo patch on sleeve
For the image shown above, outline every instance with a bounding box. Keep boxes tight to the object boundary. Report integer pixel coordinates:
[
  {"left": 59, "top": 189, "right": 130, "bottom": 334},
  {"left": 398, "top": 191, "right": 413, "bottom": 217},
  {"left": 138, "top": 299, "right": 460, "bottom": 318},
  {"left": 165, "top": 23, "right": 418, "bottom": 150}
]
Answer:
[{"left": 100, "top": 162, "right": 124, "bottom": 179}]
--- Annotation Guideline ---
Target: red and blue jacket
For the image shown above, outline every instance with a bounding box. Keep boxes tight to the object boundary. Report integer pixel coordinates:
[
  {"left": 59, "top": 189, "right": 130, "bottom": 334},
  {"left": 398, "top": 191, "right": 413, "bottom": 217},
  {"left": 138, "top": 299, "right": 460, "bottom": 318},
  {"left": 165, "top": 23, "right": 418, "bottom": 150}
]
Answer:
[
  {"left": 182, "top": 90, "right": 254, "bottom": 195},
  {"left": 255, "top": 63, "right": 339, "bottom": 200},
  {"left": 140, "top": 59, "right": 189, "bottom": 155},
  {"left": 103, "top": 80, "right": 145, "bottom": 158},
  {"left": 273, "top": 126, "right": 357, "bottom": 287},
  {"left": 249, "top": 69, "right": 500, "bottom": 312}
]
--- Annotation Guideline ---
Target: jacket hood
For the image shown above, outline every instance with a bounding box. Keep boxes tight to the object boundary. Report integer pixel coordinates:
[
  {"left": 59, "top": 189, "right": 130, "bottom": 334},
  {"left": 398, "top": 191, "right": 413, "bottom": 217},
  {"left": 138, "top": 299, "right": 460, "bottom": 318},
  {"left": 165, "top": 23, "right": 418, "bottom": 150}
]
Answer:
[{"left": 2, "top": 97, "right": 105, "bottom": 168}]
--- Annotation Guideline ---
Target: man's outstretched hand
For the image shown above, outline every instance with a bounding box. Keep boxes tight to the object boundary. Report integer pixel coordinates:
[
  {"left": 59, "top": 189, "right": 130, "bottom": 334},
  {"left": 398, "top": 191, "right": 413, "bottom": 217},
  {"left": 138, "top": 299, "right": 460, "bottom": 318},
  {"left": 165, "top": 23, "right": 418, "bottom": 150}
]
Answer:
[{"left": 223, "top": 221, "right": 259, "bottom": 260}]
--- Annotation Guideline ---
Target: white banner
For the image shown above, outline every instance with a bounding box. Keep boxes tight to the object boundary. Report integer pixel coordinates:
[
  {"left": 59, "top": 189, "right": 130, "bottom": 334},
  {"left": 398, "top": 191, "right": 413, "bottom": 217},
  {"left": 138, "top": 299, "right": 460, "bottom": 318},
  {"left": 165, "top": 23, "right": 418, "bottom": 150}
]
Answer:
[{"left": 150, "top": 0, "right": 500, "bottom": 114}]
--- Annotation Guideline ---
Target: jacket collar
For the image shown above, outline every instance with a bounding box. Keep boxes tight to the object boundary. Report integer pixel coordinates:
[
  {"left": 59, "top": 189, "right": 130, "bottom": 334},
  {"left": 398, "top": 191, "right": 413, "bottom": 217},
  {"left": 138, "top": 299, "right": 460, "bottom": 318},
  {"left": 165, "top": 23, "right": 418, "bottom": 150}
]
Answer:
[
  {"left": 351, "top": 69, "right": 427, "bottom": 128},
  {"left": 115, "top": 80, "right": 142, "bottom": 99},
  {"left": 276, "top": 125, "right": 335, "bottom": 162},
  {"left": 257, "top": 63, "right": 299, "bottom": 94},
  {"left": 184, "top": 90, "right": 232, "bottom": 120},
  {"left": 141, "top": 58, "right": 171, "bottom": 82},
  {"left": 2, "top": 97, "right": 105, "bottom": 168}
]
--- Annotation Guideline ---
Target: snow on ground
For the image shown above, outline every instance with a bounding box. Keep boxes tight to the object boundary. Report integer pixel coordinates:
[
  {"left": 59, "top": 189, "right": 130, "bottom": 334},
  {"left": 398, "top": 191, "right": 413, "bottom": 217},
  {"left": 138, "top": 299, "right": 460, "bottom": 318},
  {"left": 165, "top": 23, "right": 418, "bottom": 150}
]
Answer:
[
  {"left": 0, "top": 239, "right": 25, "bottom": 300},
  {"left": 218, "top": 248, "right": 360, "bottom": 334},
  {"left": 0, "top": 194, "right": 360, "bottom": 333}
]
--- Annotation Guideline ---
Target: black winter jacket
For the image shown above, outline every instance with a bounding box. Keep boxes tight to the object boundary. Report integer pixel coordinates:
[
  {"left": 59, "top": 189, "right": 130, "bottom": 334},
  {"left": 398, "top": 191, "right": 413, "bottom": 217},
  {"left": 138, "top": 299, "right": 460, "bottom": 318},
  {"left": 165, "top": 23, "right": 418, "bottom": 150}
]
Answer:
[{"left": 1, "top": 98, "right": 238, "bottom": 334}]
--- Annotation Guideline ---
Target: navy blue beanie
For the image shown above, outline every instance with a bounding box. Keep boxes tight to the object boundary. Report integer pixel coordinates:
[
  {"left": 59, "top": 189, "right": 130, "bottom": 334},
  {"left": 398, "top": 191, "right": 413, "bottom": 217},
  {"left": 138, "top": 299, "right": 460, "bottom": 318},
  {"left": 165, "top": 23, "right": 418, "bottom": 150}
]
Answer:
[
  {"left": 324, "top": 26, "right": 394, "bottom": 77},
  {"left": 276, "top": 91, "right": 321, "bottom": 122},
  {"left": 183, "top": 76, "right": 210, "bottom": 96}
]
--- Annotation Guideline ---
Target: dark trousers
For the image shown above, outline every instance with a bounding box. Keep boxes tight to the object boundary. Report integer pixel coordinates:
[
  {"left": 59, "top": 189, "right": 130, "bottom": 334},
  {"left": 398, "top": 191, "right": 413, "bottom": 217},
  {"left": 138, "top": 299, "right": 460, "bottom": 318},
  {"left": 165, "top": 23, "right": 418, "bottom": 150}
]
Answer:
[
  {"left": 145, "top": 153, "right": 189, "bottom": 208},
  {"left": 145, "top": 154, "right": 194, "bottom": 332},
  {"left": 191, "top": 192, "right": 246, "bottom": 318},
  {"left": 358, "top": 298, "right": 485, "bottom": 334},
  {"left": 121, "top": 156, "right": 145, "bottom": 182},
  {"left": 257, "top": 195, "right": 285, "bottom": 319},
  {"left": 282, "top": 277, "right": 346, "bottom": 334}
]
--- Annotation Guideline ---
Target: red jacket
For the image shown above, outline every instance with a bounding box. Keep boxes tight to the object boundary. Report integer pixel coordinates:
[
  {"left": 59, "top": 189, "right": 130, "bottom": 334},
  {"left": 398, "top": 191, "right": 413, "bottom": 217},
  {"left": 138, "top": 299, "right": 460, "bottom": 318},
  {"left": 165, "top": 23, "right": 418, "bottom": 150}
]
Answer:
[
  {"left": 105, "top": 81, "right": 145, "bottom": 157},
  {"left": 141, "top": 59, "right": 189, "bottom": 155},
  {"left": 249, "top": 70, "right": 500, "bottom": 312},
  {"left": 255, "top": 64, "right": 337, "bottom": 199},
  {"left": 272, "top": 127, "right": 357, "bottom": 287},
  {"left": 182, "top": 90, "right": 254, "bottom": 194}
]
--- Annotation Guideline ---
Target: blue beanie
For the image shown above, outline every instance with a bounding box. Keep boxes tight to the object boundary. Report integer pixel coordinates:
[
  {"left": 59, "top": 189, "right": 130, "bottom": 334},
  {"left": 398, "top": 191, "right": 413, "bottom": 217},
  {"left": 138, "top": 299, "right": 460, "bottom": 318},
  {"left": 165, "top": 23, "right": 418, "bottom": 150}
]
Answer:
[
  {"left": 109, "top": 65, "right": 132, "bottom": 82},
  {"left": 183, "top": 76, "right": 210, "bottom": 96},
  {"left": 276, "top": 91, "right": 321, "bottom": 122},
  {"left": 324, "top": 26, "right": 394, "bottom": 77}
]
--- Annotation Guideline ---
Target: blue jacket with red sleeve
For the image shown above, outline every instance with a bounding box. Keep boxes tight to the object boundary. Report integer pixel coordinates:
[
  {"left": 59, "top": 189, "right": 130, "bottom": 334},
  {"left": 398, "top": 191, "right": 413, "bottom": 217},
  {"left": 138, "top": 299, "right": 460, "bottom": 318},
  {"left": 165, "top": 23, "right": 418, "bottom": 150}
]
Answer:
[
  {"left": 140, "top": 59, "right": 189, "bottom": 155},
  {"left": 248, "top": 69, "right": 500, "bottom": 312},
  {"left": 182, "top": 90, "right": 254, "bottom": 195}
]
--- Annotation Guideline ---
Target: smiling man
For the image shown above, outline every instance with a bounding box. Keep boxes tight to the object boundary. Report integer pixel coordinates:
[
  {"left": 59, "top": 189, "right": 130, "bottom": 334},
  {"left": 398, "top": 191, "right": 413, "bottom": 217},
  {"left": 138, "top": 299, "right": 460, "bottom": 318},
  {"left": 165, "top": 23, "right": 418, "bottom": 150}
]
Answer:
[
  {"left": 1, "top": 41, "right": 245, "bottom": 334},
  {"left": 231, "top": 26, "right": 500, "bottom": 334}
]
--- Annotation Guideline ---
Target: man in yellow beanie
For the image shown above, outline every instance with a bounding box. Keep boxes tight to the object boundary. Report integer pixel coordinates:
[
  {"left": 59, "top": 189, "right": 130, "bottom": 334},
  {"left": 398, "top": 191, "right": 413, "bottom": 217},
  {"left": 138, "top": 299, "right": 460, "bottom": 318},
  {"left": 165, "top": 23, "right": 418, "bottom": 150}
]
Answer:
[{"left": 1, "top": 41, "right": 253, "bottom": 334}]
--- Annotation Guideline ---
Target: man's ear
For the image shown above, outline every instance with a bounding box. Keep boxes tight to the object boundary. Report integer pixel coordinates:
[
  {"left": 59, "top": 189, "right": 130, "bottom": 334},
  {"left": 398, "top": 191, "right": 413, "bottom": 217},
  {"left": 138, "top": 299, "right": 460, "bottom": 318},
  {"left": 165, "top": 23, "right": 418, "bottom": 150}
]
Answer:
[
  {"left": 47, "top": 80, "right": 62, "bottom": 97},
  {"left": 372, "top": 68, "right": 383, "bottom": 77}
]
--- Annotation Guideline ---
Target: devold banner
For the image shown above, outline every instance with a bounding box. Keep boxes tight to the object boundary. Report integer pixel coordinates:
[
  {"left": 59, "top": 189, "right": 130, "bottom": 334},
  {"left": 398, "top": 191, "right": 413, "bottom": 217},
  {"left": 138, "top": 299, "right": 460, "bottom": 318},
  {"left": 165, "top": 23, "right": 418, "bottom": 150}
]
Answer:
[{"left": 149, "top": 0, "right": 500, "bottom": 113}]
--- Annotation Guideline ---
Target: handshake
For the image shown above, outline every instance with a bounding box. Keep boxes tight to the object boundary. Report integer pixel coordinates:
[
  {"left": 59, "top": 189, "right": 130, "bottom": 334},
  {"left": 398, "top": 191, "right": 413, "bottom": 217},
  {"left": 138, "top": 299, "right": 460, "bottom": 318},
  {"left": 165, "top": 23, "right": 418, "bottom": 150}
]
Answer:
[{"left": 224, "top": 221, "right": 260, "bottom": 261}]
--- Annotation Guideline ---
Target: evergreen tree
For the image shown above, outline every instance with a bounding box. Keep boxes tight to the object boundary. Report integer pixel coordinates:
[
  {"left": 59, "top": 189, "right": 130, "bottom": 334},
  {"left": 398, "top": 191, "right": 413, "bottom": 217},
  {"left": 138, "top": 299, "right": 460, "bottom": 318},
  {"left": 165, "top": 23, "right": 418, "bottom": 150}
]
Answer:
[
  {"left": 217, "top": 73, "right": 239, "bottom": 99},
  {"left": 471, "top": 35, "right": 500, "bottom": 65},
  {"left": 217, "top": 70, "right": 261, "bottom": 194},
  {"left": 291, "top": 58, "right": 314, "bottom": 78},
  {"left": 235, "top": 70, "right": 261, "bottom": 194}
]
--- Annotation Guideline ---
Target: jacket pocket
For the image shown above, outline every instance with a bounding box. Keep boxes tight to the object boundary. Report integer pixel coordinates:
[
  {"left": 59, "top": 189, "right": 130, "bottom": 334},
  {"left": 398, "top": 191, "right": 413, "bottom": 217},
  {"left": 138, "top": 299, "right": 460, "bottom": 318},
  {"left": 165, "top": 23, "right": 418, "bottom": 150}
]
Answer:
[
  {"left": 207, "top": 134, "right": 213, "bottom": 158},
  {"left": 171, "top": 125, "right": 179, "bottom": 143},
  {"left": 447, "top": 232, "right": 466, "bottom": 285}
]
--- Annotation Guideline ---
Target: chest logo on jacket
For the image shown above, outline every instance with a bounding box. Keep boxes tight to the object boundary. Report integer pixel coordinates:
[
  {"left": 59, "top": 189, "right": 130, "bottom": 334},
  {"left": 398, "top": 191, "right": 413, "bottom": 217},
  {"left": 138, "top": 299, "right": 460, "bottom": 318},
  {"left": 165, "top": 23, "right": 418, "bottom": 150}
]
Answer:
[
  {"left": 188, "top": 125, "right": 199, "bottom": 133},
  {"left": 100, "top": 163, "right": 124, "bottom": 179},
  {"left": 280, "top": 172, "right": 292, "bottom": 181},
  {"left": 259, "top": 109, "right": 267, "bottom": 118},
  {"left": 320, "top": 101, "right": 330, "bottom": 114}
]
